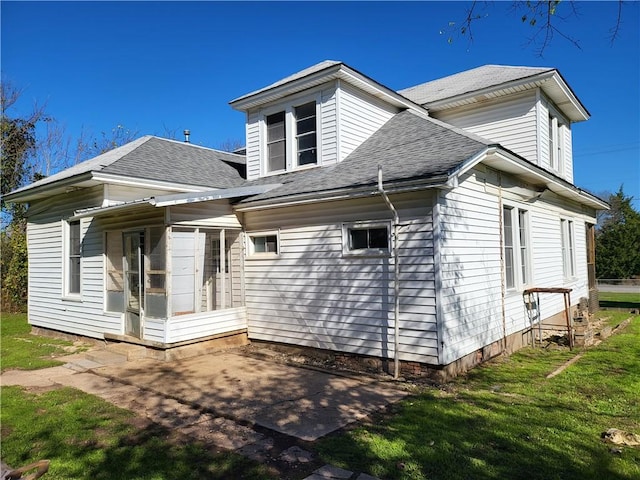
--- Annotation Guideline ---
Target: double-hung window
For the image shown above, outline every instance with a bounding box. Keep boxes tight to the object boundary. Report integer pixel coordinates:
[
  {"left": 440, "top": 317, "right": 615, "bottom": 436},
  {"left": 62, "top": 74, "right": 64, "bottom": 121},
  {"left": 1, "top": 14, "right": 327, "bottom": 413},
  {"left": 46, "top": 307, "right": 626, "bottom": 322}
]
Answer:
[
  {"left": 560, "top": 219, "right": 576, "bottom": 278},
  {"left": 66, "top": 220, "right": 81, "bottom": 295},
  {"left": 263, "top": 98, "right": 319, "bottom": 174},
  {"left": 502, "top": 206, "right": 530, "bottom": 290},
  {"left": 548, "top": 112, "right": 565, "bottom": 173},
  {"left": 294, "top": 102, "right": 317, "bottom": 166},
  {"left": 266, "top": 111, "right": 286, "bottom": 173}
]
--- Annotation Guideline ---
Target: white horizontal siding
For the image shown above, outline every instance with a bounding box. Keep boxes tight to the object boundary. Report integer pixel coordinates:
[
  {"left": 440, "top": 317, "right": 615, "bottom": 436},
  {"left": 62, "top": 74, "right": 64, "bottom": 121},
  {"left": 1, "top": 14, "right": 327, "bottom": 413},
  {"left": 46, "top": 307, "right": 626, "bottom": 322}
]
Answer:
[
  {"left": 168, "top": 202, "right": 241, "bottom": 228},
  {"left": 245, "top": 111, "right": 261, "bottom": 180},
  {"left": 320, "top": 86, "right": 338, "bottom": 166},
  {"left": 165, "top": 307, "right": 247, "bottom": 343},
  {"left": 435, "top": 91, "right": 538, "bottom": 163},
  {"left": 438, "top": 166, "right": 595, "bottom": 365},
  {"left": 337, "top": 82, "right": 398, "bottom": 162},
  {"left": 244, "top": 192, "right": 438, "bottom": 364}
]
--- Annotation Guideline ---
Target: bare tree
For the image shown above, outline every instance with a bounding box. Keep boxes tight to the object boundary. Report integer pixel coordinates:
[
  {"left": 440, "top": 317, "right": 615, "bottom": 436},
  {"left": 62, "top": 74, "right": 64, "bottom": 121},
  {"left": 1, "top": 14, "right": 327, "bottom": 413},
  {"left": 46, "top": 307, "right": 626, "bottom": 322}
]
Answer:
[
  {"left": 445, "top": 0, "right": 626, "bottom": 56},
  {"left": 217, "top": 138, "right": 245, "bottom": 153}
]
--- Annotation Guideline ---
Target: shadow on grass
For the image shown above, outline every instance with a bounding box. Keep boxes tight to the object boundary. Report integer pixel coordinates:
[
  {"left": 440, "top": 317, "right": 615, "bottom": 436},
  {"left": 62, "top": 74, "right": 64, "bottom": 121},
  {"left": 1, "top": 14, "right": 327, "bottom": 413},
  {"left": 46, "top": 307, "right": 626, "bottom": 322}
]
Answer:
[
  {"left": 0, "top": 386, "right": 272, "bottom": 480},
  {"left": 599, "top": 300, "right": 640, "bottom": 310}
]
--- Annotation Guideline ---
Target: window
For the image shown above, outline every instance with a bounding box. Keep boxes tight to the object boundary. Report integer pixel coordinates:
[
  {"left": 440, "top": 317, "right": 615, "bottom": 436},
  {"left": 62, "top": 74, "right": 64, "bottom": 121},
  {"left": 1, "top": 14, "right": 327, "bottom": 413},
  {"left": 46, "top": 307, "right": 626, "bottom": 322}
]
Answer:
[
  {"left": 343, "top": 222, "right": 390, "bottom": 256},
  {"left": 548, "top": 113, "right": 564, "bottom": 173},
  {"left": 248, "top": 232, "right": 279, "bottom": 256},
  {"left": 266, "top": 111, "right": 286, "bottom": 172},
  {"left": 560, "top": 219, "right": 576, "bottom": 278},
  {"left": 295, "top": 102, "right": 317, "bottom": 166},
  {"left": 262, "top": 98, "right": 319, "bottom": 174},
  {"left": 67, "top": 220, "right": 81, "bottom": 295},
  {"left": 502, "top": 207, "right": 530, "bottom": 290}
]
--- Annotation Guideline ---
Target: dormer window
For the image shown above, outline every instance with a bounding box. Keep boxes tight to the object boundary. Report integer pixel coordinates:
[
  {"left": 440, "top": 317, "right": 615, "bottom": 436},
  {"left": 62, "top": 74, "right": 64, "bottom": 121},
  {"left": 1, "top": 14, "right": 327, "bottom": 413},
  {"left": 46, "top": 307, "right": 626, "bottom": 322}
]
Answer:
[
  {"left": 267, "top": 111, "right": 286, "bottom": 172},
  {"left": 261, "top": 95, "right": 320, "bottom": 175},
  {"left": 295, "top": 102, "right": 317, "bottom": 166},
  {"left": 548, "top": 111, "right": 565, "bottom": 174}
]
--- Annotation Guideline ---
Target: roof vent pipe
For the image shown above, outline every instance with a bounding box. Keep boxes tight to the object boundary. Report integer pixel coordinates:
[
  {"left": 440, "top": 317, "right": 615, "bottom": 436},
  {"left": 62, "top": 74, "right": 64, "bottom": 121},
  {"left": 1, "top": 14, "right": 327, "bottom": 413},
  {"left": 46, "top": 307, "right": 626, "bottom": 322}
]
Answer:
[
  {"left": 378, "top": 165, "right": 401, "bottom": 380},
  {"left": 183, "top": 129, "right": 190, "bottom": 143}
]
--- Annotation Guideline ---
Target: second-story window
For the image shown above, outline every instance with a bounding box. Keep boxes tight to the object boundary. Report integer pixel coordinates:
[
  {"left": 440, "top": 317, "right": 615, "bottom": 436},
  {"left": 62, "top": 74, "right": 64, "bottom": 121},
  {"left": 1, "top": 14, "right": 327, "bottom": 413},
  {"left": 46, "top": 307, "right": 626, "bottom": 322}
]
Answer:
[
  {"left": 295, "top": 102, "right": 317, "bottom": 166},
  {"left": 266, "top": 111, "right": 286, "bottom": 172},
  {"left": 548, "top": 113, "right": 564, "bottom": 173}
]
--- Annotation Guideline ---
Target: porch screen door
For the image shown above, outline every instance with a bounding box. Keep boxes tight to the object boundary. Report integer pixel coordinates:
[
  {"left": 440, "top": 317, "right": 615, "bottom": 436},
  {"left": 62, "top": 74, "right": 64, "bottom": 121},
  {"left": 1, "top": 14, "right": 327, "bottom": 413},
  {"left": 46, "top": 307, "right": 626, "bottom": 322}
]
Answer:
[{"left": 124, "top": 231, "right": 144, "bottom": 338}]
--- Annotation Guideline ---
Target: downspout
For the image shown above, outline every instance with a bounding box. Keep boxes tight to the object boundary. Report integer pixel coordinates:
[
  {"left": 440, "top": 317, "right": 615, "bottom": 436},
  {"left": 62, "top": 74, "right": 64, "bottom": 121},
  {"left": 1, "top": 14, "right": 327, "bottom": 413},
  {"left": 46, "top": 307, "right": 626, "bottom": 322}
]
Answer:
[
  {"left": 377, "top": 166, "right": 401, "bottom": 379},
  {"left": 497, "top": 172, "right": 508, "bottom": 353}
]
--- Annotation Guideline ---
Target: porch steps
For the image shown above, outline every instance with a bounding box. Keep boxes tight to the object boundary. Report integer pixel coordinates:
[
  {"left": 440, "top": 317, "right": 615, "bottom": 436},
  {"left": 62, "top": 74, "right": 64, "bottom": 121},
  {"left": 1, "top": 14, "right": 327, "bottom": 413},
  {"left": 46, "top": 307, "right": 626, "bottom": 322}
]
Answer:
[{"left": 105, "top": 343, "right": 148, "bottom": 361}]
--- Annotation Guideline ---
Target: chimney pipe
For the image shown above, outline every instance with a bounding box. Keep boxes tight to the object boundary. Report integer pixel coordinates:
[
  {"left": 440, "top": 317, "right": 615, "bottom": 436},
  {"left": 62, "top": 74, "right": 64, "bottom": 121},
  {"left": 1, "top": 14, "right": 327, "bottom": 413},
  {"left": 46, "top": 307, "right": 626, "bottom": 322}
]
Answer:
[{"left": 183, "top": 129, "right": 190, "bottom": 143}]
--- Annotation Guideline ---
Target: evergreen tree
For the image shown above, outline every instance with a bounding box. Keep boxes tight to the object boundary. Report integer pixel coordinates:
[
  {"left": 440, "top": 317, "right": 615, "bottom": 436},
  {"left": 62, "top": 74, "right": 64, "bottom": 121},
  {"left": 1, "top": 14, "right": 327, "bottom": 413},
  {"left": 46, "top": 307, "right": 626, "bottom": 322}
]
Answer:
[{"left": 595, "top": 186, "right": 640, "bottom": 279}]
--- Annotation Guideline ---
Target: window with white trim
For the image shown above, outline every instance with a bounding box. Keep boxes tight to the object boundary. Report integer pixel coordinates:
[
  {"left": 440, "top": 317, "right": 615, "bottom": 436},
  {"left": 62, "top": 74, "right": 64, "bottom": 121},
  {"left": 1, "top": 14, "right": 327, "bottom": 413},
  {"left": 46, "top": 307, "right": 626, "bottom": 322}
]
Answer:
[
  {"left": 548, "top": 112, "right": 565, "bottom": 173},
  {"left": 502, "top": 206, "right": 530, "bottom": 290},
  {"left": 343, "top": 222, "right": 390, "bottom": 256},
  {"left": 262, "top": 97, "right": 319, "bottom": 174},
  {"left": 66, "top": 220, "right": 81, "bottom": 295},
  {"left": 248, "top": 231, "right": 279, "bottom": 256},
  {"left": 560, "top": 218, "right": 576, "bottom": 278}
]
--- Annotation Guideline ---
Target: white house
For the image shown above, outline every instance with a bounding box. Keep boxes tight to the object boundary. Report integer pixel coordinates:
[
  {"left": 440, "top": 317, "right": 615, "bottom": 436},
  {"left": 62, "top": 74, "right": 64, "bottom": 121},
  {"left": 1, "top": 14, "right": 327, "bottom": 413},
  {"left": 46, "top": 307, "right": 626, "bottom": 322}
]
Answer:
[{"left": 5, "top": 61, "right": 607, "bottom": 378}]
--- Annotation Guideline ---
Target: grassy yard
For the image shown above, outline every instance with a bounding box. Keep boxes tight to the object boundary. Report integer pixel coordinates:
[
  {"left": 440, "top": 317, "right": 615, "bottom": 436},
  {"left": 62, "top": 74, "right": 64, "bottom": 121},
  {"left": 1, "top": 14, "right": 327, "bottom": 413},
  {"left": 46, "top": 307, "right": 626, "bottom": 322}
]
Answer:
[
  {"left": 318, "top": 311, "right": 640, "bottom": 480},
  {"left": 0, "top": 313, "right": 76, "bottom": 371},
  {"left": 0, "top": 313, "right": 275, "bottom": 479},
  {"left": 598, "top": 291, "right": 640, "bottom": 309}
]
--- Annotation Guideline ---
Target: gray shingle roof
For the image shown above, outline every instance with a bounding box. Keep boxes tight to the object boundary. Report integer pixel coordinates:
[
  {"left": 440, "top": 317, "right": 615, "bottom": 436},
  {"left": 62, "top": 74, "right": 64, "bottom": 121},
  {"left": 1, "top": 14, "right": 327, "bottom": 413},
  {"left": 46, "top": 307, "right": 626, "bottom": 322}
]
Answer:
[
  {"left": 8, "top": 136, "right": 245, "bottom": 197},
  {"left": 100, "top": 137, "right": 244, "bottom": 188},
  {"left": 399, "top": 65, "right": 554, "bottom": 106},
  {"left": 240, "top": 110, "right": 491, "bottom": 204},
  {"left": 230, "top": 60, "right": 341, "bottom": 105}
]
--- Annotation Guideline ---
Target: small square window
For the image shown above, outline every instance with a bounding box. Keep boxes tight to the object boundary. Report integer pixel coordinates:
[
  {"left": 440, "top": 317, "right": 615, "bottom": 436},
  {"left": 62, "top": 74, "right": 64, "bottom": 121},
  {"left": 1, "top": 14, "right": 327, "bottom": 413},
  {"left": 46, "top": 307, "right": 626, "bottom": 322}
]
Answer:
[
  {"left": 343, "top": 223, "right": 390, "bottom": 256},
  {"left": 248, "top": 232, "right": 279, "bottom": 257}
]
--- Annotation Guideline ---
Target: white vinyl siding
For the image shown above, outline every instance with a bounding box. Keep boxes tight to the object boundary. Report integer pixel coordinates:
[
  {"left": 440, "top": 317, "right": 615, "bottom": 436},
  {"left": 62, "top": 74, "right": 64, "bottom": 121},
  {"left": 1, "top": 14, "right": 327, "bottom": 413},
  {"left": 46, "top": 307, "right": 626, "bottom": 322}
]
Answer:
[
  {"left": 538, "top": 97, "right": 573, "bottom": 182},
  {"left": 338, "top": 82, "right": 397, "bottom": 161},
  {"left": 26, "top": 186, "right": 246, "bottom": 343},
  {"left": 437, "top": 167, "right": 594, "bottom": 365},
  {"left": 243, "top": 192, "right": 438, "bottom": 364},
  {"left": 434, "top": 90, "right": 539, "bottom": 163}
]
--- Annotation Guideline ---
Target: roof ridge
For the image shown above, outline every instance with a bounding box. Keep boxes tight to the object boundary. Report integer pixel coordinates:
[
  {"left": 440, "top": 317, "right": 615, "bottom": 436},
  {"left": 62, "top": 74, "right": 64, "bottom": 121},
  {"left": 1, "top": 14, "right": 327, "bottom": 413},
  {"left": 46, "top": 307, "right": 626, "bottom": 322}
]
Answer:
[{"left": 146, "top": 135, "right": 246, "bottom": 157}]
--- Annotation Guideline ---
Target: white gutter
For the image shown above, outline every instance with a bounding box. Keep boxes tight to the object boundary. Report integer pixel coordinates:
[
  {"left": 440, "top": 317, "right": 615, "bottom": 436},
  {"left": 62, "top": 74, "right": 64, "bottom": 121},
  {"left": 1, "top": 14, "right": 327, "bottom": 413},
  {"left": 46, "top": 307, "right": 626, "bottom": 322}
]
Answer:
[{"left": 378, "top": 166, "right": 401, "bottom": 380}]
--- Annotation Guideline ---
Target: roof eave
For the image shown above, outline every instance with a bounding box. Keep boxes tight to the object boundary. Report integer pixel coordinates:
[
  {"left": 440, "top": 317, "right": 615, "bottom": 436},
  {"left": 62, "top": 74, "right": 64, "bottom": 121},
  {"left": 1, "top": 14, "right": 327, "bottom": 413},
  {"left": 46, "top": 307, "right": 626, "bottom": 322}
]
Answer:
[
  {"left": 230, "top": 63, "right": 426, "bottom": 114},
  {"left": 233, "top": 175, "right": 450, "bottom": 212},
  {"left": 426, "top": 70, "right": 589, "bottom": 122}
]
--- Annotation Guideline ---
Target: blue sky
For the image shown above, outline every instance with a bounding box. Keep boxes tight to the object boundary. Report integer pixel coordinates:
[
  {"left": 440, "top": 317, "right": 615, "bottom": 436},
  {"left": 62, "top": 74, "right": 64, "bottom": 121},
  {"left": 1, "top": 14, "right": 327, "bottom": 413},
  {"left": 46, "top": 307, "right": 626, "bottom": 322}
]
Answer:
[{"left": 2, "top": 1, "right": 639, "bottom": 205}]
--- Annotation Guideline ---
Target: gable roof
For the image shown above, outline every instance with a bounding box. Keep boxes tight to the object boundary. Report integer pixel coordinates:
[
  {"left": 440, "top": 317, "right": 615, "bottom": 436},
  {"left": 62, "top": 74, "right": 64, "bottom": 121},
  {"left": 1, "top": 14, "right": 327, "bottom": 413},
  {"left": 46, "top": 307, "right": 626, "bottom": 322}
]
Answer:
[
  {"left": 238, "top": 110, "right": 492, "bottom": 205},
  {"left": 230, "top": 60, "right": 425, "bottom": 113},
  {"left": 399, "top": 65, "right": 589, "bottom": 122},
  {"left": 6, "top": 136, "right": 246, "bottom": 202}
]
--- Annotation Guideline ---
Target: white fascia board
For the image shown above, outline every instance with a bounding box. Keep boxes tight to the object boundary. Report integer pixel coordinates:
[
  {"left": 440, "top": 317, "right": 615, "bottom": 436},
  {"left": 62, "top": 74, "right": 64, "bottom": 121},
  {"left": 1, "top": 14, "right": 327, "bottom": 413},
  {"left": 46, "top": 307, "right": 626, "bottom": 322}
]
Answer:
[
  {"left": 481, "top": 148, "right": 608, "bottom": 210},
  {"left": 71, "top": 198, "right": 155, "bottom": 219},
  {"left": 233, "top": 177, "right": 449, "bottom": 212},
  {"left": 230, "top": 63, "right": 428, "bottom": 115},
  {"left": 90, "top": 172, "right": 210, "bottom": 193},
  {"left": 153, "top": 184, "right": 282, "bottom": 207}
]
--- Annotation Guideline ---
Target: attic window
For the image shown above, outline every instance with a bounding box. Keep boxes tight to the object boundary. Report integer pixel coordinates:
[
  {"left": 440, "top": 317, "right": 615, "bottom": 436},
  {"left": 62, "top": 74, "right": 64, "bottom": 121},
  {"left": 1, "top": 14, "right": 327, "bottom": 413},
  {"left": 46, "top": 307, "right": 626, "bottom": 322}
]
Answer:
[
  {"left": 295, "top": 102, "right": 317, "bottom": 166},
  {"left": 267, "top": 111, "right": 286, "bottom": 172}
]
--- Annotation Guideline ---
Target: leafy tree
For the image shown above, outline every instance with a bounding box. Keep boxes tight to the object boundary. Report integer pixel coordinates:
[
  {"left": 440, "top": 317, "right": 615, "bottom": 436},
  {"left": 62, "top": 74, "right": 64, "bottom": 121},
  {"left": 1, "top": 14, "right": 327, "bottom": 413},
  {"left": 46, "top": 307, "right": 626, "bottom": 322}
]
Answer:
[{"left": 595, "top": 186, "right": 640, "bottom": 279}]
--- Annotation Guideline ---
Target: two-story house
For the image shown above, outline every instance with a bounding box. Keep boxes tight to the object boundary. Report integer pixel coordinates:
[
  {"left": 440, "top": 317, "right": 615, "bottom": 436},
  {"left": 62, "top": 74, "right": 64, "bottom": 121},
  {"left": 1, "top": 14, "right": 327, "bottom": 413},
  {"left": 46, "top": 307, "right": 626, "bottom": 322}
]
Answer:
[{"left": 5, "top": 61, "right": 607, "bottom": 378}]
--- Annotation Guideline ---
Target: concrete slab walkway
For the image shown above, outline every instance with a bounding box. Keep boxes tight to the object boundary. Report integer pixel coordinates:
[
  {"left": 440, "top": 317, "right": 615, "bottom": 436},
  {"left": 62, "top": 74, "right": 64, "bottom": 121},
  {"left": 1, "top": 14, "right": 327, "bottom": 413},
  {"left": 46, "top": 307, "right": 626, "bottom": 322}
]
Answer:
[{"left": 1, "top": 345, "right": 406, "bottom": 480}]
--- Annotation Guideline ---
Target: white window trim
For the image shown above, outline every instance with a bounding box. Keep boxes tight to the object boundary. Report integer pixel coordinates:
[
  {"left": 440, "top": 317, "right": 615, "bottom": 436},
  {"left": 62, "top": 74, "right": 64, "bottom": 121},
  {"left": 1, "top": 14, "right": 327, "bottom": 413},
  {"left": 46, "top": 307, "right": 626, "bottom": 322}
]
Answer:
[
  {"left": 502, "top": 205, "right": 532, "bottom": 292},
  {"left": 547, "top": 103, "right": 566, "bottom": 176},
  {"left": 342, "top": 221, "right": 392, "bottom": 257},
  {"left": 246, "top": 230, "right": 280, "bottom": 259},
  {"left": 62, "top": 218, "right": 82, "bottom": 300},
  {"left": 560, "top": 218, "right": 576, "bottom": 279},
  {"left": 259, "top": 92, "right": 322, "bottom": 176}
]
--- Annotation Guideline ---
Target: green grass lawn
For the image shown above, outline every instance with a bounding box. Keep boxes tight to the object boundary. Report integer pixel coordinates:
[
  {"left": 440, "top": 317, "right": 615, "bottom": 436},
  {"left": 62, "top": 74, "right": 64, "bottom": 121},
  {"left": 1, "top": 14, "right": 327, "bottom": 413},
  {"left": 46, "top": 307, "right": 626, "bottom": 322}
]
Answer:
[
  {"left": 1, "top": 313, "right": 76, "bottom": 371},
  {"left": 317, "top": 311, "right": 640, "bottom": 480},
  {"left": 0, "top": 313, "right": 275, "bottom": 479},
  {"left": 598, "top": 291, "right": 640, "bottom": 309},
  {"left": 0, "top": 386, "right": 273, "bottom": 480}
]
